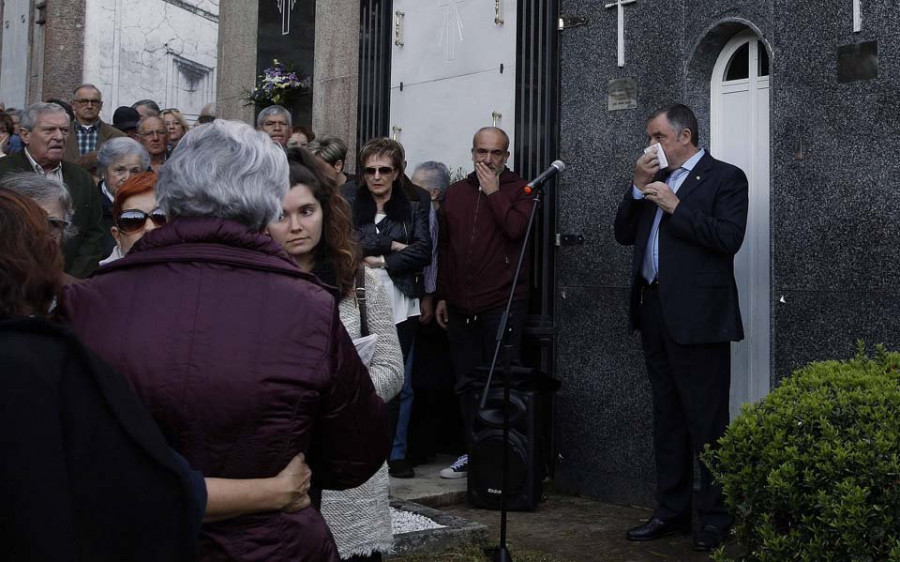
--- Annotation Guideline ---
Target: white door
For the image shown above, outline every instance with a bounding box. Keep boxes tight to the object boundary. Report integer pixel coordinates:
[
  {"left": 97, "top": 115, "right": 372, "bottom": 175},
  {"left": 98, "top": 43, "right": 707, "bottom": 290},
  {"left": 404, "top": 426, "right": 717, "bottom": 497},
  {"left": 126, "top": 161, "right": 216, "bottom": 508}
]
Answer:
[
  {"left": 0, "top": 0, "right": 32, "bottom": 108},
  {"left": 389, "top": 0, "right": 517, "bottom": 177},
  {"left": 710, "top": 30, "right": 771, "bottom": 418}
]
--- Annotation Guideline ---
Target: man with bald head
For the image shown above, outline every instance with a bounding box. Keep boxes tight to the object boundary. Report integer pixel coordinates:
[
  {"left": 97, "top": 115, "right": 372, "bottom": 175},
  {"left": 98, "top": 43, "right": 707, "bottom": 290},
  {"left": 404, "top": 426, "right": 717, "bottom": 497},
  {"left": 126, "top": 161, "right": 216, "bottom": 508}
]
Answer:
[
  {"left": 433, "top": 126, "right": 532, "bottom": 479},
  {"left": 64, "top": 83, "right": 124, "bottom": 162}
]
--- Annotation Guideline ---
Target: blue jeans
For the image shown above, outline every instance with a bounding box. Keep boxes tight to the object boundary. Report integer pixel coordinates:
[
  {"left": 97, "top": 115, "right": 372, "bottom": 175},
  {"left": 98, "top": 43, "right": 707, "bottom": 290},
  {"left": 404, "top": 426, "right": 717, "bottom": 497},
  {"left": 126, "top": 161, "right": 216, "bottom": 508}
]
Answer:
[{"left": 389, "top": 318, "right": 417, "bottom": 461}]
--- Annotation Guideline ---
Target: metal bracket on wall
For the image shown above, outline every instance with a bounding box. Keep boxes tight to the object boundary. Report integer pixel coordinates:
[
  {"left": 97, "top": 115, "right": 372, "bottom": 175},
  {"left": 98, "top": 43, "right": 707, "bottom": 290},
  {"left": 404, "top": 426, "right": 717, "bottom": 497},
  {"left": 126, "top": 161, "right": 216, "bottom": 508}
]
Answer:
[
  {"left": 491, "top": 111, "right": 502, "bottom": 127},
  {"left": 394, "top": 11, "right": 405, "bottom": 46},
  {"left": 391, "top": 125, "right": 402, "bottom": 141},
  {"left": 555, "top": 234, "right": 585, "bottom": 247},
  {"left": 494, "top": 0, "right": 505, "bottom": 25},
  {"left": 558, "top": 15, "right": 588, "bottom": 31}
]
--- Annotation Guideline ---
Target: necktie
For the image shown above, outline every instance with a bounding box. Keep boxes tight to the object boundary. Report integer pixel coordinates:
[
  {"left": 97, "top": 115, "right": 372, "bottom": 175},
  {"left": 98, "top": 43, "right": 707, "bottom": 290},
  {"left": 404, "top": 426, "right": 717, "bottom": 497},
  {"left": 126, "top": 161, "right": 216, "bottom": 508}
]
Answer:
[{"left": 641, "top": 167, "right": 687, "bottom": 284}]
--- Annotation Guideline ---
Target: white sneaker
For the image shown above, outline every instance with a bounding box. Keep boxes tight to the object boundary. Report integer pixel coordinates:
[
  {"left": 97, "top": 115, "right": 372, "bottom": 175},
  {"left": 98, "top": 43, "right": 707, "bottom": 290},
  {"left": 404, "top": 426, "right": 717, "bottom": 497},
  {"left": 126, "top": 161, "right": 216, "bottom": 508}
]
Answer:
[{"left": 439, "top": 454, "right": 468, "bottom": 479}]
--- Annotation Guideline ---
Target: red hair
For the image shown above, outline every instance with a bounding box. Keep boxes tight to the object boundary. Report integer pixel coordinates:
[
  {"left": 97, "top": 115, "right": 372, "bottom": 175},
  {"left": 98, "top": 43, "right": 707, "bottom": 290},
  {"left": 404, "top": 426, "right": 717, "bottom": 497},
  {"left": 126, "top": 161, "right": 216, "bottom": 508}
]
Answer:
[
  {"left": 113, "top": 171, "right": 157, "bottom": 219},
  {"left": 0, "top": 189, "right": 64, "bottom": 316}
]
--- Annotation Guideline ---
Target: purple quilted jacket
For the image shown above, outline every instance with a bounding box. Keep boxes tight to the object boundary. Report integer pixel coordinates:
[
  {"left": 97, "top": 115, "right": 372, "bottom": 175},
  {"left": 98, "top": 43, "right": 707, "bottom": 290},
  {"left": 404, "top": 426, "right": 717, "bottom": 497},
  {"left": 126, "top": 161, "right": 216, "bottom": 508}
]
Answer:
[{"left": 61, "top": 218, "right": 390, "bottom": 562}]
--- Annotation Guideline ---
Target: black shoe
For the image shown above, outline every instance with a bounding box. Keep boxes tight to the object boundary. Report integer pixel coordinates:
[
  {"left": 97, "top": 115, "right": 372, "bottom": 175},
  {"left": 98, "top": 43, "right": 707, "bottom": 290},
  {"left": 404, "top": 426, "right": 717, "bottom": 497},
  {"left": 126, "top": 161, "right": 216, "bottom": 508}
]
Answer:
[
  {"left": 692, "top": 523, "right": 729, "bottom": 551},
  {"left": 388, "top": 459, "right": 415, "bottom": 478},
  {"left": 626, "top": 516, "right": 691, "bottom": 542}
]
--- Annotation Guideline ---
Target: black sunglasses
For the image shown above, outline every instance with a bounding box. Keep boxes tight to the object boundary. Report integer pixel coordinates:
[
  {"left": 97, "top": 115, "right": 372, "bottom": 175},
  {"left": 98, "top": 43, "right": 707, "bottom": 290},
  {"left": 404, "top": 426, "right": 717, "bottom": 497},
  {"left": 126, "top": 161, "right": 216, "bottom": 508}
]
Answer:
[
  {"left": 363, "top": 166, "right": 394, "bottom": 176},
  {"left": 116, "top": 208, "right": 167, "bottom": 233}
]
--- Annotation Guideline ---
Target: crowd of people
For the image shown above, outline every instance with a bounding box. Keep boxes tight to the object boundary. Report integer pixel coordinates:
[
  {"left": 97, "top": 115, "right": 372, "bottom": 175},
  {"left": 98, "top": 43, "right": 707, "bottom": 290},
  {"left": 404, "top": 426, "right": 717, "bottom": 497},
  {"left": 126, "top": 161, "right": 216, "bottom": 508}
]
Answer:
[{"left": 0, "top": 85, "right": 536, "bottom": 560}]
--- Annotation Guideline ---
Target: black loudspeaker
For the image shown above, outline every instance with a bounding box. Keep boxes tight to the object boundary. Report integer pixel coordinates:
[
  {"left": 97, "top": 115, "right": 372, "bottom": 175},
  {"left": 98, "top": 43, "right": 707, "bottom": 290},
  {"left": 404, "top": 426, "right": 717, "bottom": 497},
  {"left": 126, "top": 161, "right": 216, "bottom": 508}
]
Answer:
[{"left": 466, "top": 387, "right": 544, "bottom": 511}]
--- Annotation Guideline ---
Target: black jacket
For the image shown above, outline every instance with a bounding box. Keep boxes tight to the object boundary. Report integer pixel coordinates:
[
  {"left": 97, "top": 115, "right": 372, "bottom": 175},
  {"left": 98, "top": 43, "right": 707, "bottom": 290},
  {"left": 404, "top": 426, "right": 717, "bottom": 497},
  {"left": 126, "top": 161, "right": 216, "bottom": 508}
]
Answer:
[
  {"left": 613, "top": 151, "right": 748, "bottom": 344},
  {"left": 342, "top": 181, "right": 432, "bottom": 299},
  {"left": 0, "top": 316, "right": 202, "bottom": 561}
]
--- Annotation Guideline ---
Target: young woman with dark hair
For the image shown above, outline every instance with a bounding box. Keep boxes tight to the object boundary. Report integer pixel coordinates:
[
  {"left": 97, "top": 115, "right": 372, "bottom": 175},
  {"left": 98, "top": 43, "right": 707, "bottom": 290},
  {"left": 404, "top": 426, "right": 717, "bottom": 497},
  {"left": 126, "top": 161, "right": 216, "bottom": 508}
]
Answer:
[{"left": 268, "top": 147, "right": 403, "bottom": 562}]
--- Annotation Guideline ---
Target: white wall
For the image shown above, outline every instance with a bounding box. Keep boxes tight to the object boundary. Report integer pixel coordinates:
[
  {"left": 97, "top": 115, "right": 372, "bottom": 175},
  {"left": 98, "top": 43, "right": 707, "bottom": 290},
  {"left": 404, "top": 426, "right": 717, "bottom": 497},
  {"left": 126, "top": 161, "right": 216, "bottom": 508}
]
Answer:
[
  {"left": 1, "top": 0, "right": 32, "bottom": 109},
  {"left": 84, "top": 0, "right": 219, "bottom": 122}
]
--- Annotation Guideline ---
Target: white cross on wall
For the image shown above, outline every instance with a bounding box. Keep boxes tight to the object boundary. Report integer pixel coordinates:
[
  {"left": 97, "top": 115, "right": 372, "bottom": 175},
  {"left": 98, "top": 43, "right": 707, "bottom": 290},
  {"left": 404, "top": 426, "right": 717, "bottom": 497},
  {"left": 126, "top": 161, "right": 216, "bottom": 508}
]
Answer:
[
  {"left": 605, "top": 0, "right": 637, "bottom": 68},
  {"left": 853, "top": 0, "right": 862, "bottom": 32},
  {"left": 439, "top": 1, "right": 466, "bottom": 62},
  {"left": 278, "top": 0, "right": 298, "bottom": 36}
]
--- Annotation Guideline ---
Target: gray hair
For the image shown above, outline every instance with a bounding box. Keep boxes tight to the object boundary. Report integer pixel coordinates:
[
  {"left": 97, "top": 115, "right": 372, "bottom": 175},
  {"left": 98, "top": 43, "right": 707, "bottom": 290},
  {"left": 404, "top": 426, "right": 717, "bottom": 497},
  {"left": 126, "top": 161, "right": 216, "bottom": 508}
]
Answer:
[
  {"left": 137, "top": 114, "right": 165, "bottom": 133},
  {"left": 307, "top": 135, "right": 348, "bottom": 166},
  {"left": 97, "top": 137, "right": 150, "bottom": 177},
  {"left": 156, "top": 119, "right": 288, "bottom": 230},
  {"left": 20, "top": 102, "right": 69, "bottom": 131},
  {"left": 73, "top": 83, "right": 102, "bottom": 98},
  {"left": 256, "top": 105, "right": 292, "bottom": 129},
  {"left": 412, "top": 161, "right": 451, "bottom": 195},
  {"left": 131, "top": 99, "right": 160, "bottom": 115},
  {"left": 0, "top": 172, "right": 77, "bottom": 240}
]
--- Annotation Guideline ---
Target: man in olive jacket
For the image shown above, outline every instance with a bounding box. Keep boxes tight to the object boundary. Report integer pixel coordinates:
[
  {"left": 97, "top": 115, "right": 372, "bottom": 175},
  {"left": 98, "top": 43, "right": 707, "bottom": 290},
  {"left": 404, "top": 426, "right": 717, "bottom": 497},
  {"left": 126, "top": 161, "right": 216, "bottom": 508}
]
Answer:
[{"left": 0, "top": 102, "right": 105, "bottom": 278}]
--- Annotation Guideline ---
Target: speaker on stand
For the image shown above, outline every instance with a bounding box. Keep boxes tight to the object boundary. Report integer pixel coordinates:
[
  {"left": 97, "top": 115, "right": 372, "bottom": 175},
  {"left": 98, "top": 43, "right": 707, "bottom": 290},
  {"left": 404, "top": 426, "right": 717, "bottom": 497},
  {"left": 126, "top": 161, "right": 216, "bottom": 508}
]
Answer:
[{"left": 466, "top": 380, "right": 546, "bottom": 511}]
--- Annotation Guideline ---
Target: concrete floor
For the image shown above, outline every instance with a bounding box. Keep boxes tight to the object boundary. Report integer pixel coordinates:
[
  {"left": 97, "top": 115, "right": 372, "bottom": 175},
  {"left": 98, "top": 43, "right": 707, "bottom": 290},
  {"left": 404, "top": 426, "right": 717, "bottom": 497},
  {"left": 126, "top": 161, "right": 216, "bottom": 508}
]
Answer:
[
  {"left": 389, "top": 454, "right": 467, "bottom": 507},
  {"left": 390, "top": 455, "right": 720, "bottom": 562}
]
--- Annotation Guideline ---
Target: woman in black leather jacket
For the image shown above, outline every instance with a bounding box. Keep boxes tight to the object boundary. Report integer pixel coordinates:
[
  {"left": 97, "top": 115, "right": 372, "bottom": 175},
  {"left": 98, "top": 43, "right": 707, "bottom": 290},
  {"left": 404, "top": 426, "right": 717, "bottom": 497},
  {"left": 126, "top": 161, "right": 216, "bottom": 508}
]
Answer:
[{"left": 341, "top": 137, "right": 431, "bottom": 478}]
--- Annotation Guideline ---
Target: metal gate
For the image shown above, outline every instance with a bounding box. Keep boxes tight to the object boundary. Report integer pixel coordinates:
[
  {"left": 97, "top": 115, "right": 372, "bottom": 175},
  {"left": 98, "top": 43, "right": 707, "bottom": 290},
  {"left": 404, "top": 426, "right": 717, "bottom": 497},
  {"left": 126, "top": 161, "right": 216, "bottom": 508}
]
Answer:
[{"left": 357, "top": 0, "right": 393, "bottom": 150}]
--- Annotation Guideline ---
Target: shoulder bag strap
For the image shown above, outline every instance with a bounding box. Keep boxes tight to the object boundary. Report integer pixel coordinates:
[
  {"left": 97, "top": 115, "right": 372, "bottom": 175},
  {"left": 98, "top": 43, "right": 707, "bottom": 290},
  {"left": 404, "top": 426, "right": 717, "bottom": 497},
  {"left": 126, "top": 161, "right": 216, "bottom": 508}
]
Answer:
[{"left": 356, "top": 266, "right": 369, "bottom": 337}]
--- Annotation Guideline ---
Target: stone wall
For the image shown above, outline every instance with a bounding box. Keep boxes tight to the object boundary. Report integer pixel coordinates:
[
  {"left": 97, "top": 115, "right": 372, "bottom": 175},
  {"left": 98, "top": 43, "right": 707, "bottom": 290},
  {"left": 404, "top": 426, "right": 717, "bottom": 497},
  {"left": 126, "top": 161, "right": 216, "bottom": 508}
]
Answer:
[{"left": 553, "top": 0, "right": 900, "bottom": 505}]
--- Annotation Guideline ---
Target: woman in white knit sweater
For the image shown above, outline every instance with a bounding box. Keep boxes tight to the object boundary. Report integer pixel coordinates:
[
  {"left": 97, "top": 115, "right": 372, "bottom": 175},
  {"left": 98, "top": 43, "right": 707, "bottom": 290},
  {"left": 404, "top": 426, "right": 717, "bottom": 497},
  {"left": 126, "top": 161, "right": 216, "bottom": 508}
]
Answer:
[{"left": 268, "top": 148, "right": 403, "bottom": 561}]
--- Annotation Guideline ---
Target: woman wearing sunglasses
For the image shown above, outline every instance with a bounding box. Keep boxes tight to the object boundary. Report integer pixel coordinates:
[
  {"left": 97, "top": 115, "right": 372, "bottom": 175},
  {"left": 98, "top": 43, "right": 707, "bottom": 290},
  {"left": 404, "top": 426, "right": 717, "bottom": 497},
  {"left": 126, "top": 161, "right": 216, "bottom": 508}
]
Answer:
[
  {"left": 100, "top": 171, "right": 166, "bottom": 265},
  {"left": 268, "top": 148, "right": 403, "bottom": 562},
  {"left": 342, "top": 137, "right": 432, "bottom": 479}
]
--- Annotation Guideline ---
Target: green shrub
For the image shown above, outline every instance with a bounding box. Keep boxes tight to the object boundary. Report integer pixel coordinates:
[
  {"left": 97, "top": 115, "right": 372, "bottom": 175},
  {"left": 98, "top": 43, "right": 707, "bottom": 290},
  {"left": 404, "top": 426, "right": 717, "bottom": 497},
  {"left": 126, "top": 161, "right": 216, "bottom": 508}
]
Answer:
[{"left": 704, "top": 343, "right": 900, "bottom": 562}]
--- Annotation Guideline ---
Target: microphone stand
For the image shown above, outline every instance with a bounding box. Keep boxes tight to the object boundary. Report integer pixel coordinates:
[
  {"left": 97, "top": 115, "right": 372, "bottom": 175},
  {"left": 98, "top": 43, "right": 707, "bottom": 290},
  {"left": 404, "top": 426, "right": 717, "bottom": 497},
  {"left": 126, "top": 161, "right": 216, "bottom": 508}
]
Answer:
[{"left": 479, "top": 176, "right": 547, "bottom": 562}]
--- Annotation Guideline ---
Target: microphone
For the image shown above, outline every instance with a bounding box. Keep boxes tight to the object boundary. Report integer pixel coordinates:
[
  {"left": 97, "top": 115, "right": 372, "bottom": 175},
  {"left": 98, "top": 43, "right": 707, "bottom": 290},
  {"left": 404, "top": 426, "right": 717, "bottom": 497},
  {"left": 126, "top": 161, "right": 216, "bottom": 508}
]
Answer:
[{"left": 524, "top": 160, "right": 565, "bottom": 194}]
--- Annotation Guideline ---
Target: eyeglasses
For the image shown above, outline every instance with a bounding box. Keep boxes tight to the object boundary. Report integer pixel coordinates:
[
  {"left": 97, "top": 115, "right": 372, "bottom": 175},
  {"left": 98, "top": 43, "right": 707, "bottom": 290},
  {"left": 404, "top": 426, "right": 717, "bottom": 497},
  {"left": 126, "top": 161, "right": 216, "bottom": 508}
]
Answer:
[
  {"left": 363, "top": 166, "right": 394, "bottom": 176},
  {"left": 74, "top": 99, "right": 103, "bottom": 106},
  {"left": 116, "top": 208, "right": 167, "bottom": 233}
]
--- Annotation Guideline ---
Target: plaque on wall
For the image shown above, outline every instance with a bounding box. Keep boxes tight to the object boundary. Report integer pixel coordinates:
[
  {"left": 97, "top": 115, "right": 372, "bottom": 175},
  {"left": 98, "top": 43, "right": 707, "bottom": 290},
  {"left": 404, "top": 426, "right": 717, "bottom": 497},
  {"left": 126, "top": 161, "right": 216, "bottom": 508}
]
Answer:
[
  {"left": 837, "top": 41, "right": 878, "bottom": 83},
  {"left": 608, "top": 78, "right": 637, "bottom": 111}
]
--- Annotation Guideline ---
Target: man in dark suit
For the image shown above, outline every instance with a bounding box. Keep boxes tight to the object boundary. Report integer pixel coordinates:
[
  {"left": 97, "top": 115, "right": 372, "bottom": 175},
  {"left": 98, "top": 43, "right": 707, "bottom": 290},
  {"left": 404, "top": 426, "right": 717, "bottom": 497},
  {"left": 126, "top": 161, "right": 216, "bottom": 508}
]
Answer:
[
  {"left": 614, "top": 104, "right": 748, "bottom": 552},
  {"left": 64, "top": 84, "right": 124, "bottom": 162},
  {"left": 0, "top": 102, "right": 105, "bottom": 278}
]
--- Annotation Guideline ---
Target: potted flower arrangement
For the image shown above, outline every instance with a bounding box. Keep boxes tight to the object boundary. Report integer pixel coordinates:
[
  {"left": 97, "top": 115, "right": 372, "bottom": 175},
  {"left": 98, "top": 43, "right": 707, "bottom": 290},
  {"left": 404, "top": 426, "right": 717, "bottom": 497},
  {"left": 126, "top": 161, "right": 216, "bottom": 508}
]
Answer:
[{"left": 244, "top": 59, "right": 311, "bottom": 108}]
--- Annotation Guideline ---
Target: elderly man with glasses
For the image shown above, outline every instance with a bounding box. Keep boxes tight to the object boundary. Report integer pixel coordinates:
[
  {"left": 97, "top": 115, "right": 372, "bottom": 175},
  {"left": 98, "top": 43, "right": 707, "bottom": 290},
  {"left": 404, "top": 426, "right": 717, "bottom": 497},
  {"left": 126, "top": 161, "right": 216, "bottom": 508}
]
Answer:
[
  {"left": 137, "top": 115, "right": 170, "bottom": 173},
  {"left": 64, "top": 84, "right": 124, "bottom": 162}
]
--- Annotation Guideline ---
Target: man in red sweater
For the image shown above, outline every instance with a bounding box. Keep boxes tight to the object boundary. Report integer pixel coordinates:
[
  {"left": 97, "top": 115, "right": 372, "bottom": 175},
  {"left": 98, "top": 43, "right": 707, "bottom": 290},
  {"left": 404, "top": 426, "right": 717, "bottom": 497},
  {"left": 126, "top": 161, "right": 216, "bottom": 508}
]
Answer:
[{"left": 434, "top": 127, "right": 532, "bottom": 479}]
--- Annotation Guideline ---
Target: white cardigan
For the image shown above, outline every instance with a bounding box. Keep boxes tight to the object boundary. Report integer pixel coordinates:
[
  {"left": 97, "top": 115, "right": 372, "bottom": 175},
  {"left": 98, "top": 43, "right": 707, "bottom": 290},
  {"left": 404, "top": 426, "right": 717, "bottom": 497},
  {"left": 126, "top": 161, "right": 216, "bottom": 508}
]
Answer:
[{"left": 320, "top": 267, "right": 404, "bottom": 558}]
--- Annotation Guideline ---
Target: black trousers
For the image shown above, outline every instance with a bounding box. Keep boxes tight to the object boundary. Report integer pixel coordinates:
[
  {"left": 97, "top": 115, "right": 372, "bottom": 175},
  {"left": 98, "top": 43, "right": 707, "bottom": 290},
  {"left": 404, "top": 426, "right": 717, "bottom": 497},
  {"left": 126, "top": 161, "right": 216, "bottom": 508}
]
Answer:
[
  {"left": 446, "top": 301, "right": 527, "bottom": 439},
  {"left": 639, "top": 284, "right": 732, "bottom": 526}
]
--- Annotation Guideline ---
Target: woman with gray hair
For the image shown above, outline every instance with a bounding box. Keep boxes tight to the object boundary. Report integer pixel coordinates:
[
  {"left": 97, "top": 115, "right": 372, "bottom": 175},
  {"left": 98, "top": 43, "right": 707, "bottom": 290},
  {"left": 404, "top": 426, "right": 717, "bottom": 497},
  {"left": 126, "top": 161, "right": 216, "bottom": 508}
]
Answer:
[
  {"left": 0, "top": 171, "right": 76, "bottom": 245},
  {"left": 60, "top": 119, "right": 389, "bottom": 562},
  {"left": 96, "top": 137, "right": 150, "bottom": 252}
]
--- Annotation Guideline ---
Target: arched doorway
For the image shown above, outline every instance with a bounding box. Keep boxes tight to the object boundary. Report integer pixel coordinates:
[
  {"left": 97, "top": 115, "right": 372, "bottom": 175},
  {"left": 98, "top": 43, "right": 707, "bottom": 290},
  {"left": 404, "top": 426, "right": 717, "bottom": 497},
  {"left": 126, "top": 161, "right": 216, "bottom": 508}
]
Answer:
[{"left": 710, "top": 29, "right": 772, "bottom": 418}]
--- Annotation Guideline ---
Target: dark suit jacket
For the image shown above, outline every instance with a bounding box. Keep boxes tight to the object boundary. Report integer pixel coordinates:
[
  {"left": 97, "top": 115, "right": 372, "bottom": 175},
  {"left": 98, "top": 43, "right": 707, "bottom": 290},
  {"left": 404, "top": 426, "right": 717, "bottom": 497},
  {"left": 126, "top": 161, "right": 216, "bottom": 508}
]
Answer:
[
  {"left": 0, "top": 151, "right": 106, "bottom": 278},
  {"left": 64, "top": 119, "right": 125, "bottom": 162},
  {"left": 614, "top": 151, "right": 748, "bottom": 345}
]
